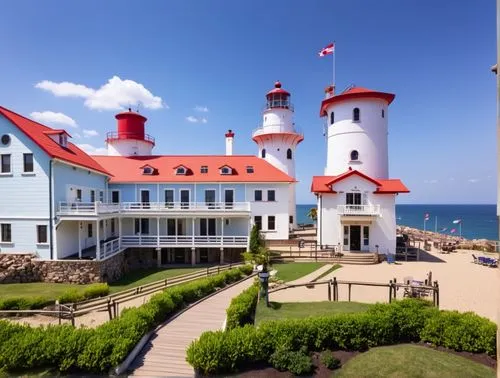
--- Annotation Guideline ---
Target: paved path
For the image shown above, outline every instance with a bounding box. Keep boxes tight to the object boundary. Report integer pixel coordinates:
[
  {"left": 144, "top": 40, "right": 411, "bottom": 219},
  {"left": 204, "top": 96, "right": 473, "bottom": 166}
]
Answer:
[{"left": 130, "top": 276, "right": 255, "bottom": 377}]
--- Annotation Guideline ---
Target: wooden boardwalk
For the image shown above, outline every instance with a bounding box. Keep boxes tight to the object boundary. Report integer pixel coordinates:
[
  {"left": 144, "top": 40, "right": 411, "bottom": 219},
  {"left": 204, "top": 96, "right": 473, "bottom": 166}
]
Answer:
[{"left": 130, "top": 277, "right": 255, "bottom": 377}]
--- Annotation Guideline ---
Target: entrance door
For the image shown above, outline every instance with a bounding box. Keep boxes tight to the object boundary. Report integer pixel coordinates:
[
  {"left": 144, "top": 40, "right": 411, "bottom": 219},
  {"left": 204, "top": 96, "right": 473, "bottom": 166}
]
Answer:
[
  {"left": 141, "top": 190, "right": 150, "bottom": 209},
  {"left": 180, "top": 190, "right": 190, "bottom": 209},
  {"left": 349, "top": 225, "right": 361, "bottom": 251},
  {"left": 205, "top": 190, "right": 216, "bottom": 209},
  {"left": 224, "top": 189, "right": 234, "bottom": 209}
]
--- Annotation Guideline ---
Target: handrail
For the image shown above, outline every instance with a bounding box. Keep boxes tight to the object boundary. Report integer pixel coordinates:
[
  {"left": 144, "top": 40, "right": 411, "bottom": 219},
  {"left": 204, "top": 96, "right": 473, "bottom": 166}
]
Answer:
[
  {"left": 106, "top": 131, "right": 155, "bottom": 144},
  {"left": 337, "top": 204, "right": 381, "bottom": 216},
  {"left": 252, "top": 124, "right": 302, "bottom": 137}
]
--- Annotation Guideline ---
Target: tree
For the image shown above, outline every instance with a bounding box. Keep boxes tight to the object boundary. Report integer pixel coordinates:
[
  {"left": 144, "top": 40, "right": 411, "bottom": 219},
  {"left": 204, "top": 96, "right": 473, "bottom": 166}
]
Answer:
[
  {"left": 307, "top": 207, "right": 317, "bottom": 222},
  {"left": 249, "top": 224, "right": 263, "bottom": 254}
]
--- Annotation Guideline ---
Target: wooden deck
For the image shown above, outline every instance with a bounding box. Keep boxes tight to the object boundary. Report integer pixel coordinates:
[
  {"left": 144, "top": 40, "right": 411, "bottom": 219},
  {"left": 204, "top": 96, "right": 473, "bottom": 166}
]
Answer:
[{"left": 129, "top": 276, "right": 255, "bottom": 377}]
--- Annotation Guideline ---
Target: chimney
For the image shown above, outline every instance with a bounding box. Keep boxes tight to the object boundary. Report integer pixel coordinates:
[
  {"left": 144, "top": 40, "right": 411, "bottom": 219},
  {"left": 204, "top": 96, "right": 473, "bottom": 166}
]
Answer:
[{"left": 225, "top": 129, "right": 234, "bottom": 155}]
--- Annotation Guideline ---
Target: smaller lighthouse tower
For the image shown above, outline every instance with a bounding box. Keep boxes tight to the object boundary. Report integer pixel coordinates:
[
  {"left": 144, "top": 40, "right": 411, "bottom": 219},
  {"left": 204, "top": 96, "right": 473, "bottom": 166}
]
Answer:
[
  {"left": 106, "top": 109, "right": 155, "bottom": 156},
  {"left": 253, "top": 81, "right": 303, "bottom": 228}
]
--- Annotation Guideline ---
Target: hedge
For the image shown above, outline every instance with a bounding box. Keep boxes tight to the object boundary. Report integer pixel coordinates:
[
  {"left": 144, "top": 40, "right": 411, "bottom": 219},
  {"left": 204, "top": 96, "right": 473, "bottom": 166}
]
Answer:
[
  {"left": 186, "top": 299, "right": 497, "bottom": 375},
  {"left": 0, "top": 266, "right": 252, "bottom": 374},
  {"left": 225, "top": 281, "right": 259, "bottom": 330},
  {"left": 0, "top": 296, "right": 53, "bottom": 311}
]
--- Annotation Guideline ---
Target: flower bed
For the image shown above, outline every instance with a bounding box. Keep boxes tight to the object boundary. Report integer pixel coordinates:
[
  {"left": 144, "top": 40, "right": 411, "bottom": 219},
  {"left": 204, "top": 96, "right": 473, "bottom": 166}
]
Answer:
[
  {"left": 186, "top": 299, "right": 497, "bottom": 375},
  {"left": 0, "top": 265, "right": 253, "bottom": 374}
]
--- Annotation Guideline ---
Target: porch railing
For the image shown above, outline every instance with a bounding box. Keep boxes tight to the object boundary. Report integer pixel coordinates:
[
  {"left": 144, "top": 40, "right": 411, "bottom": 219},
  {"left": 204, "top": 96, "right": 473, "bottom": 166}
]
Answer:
[
  {"left": 121, "top": 234, "right": 248, "bottom": 247},
  {"left": 101, "top": 238, "right": 121, "bottom": 259},
  {"left": 337, "top": 204, "right": 381, "bottom": 216},
  {"left": 58, "top": 202, "right": 120, "bottom": 215}
]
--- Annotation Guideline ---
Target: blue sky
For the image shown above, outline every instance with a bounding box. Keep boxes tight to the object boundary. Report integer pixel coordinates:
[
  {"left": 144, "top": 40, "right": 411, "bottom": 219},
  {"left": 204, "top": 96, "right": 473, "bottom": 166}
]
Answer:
[{"left": 0, "top": 1, "right": 496, "bottom": 204}]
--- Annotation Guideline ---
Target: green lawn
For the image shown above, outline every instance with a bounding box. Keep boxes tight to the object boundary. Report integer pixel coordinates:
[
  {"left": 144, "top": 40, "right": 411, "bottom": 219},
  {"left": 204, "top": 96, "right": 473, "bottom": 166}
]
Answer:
[
  {"left": 336, "top": 344, "right": 495, "bottom": 378},
  {"left": 254, "top": 300, "right": 371, "bottom": 325},
  {"left": 0, "top": 267, "right": 203, "bottom": 300},
  {"left": 270, "top": 262, "right": 325, "bottom": 282}
]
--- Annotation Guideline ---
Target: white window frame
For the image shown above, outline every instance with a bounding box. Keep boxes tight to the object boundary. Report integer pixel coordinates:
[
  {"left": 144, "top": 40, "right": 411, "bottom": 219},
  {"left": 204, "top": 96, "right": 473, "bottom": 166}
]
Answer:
[
  {"left": 254, "top": 189, "right": 263, "bottom": 202},
  {"left": 0, "top": 154, "right": 11, "bottom": 174},
  {"left": 0, "top": 223, "right": 12, "bottom": 243},
  {"left": 23, "top": 153, "right": 34, "bottom": 174},
  {"left": 36, "top": 225, "right": 48, "bottom": 244},
  {"left": 110, "top": 189, "right": 120, "bottom": 203},
  {"left": 175, "top": 166, "right": 187, "bottom": 175}
]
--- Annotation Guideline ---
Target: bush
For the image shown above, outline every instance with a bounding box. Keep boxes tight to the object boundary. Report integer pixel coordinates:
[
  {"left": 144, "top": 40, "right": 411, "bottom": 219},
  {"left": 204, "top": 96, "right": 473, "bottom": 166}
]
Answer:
[
  {"left": 226, "top": 282, "right": 258, "bottom": 330},
  {"left": 0, "top": 266, "right": 252, "bottom": 374},
  {"left": 58, "top": 289, "right": 84, "bottom": 304},
  {"left": 82, "top": 283, "right": 109, "bottom": 300},
  {"left": 0, "top": 296, "right": 53, "bottom": 310},
  {"left": 269, "top": 348, "right": 313, "bottom": 375},
  {"left": 320, "top": 351, "right": 341, "bottom": 369},
  {"left": 186, "top": 299, "right": 498, "bottom": 375}
]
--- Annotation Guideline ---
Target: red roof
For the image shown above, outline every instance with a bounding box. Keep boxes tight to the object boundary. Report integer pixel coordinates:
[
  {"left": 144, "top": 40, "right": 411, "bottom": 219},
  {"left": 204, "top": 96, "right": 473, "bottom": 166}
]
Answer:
[
  {"left": 320, "top": 86, "right": 395, "bottom": 116},
  {"left": 43, "top": 129, "right": 72, "bottom": 137},
  {"left": 92, "top": 155, "right": 297, "bottom": 183},
  {"left": 266, "top": 81, "right": 290, "bottom": 97},
  {"left": 311, "top": 170, "right": 409, "bottom": 194},
  {"left": 0, "top": 106, "right": 110, "bottom": 175}
]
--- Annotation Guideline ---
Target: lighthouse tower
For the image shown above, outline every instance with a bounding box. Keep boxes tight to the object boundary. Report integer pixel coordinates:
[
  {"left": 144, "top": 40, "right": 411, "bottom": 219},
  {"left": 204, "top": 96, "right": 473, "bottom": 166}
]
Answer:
[
  {"left": 252, "top": 81, "right": 303, "bottom": 227},
  {"left": 106, "top": 109, "right": 155, "bottom": 156},
  {"left": 320, "top": 86, "right": 395, "bottom": 178}
]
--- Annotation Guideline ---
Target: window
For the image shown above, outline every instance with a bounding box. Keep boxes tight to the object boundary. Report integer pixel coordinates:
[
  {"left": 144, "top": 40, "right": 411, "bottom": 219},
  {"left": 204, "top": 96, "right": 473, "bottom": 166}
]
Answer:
[
  {"left": 76, "top": 189, "right": 82, "bottom": 202},
  {"left": 90, "top": 190, "right": 95, "bottom": 203},
  {"left": 88, "top": 224, "right": 93, "bottom": 238},
  {"left": 261, "top": 149, "right": 266, "bottom": 158},
  {"left": 180, "top": 189, "right": 190, "bottom": 209},
  {"left": 165, "top": 189, "right": 174, "bottom": 207},
  {"left": 350, "top": 150, "right": 359, "bottom": 161},
  {"left": 205, "top": 189, "right": 216, "bottom": 208},
  {"left": 381, "top": 109, "right": 385, "bottom": 118},
  {"left": 99, "top": 191, "right": 104, "bottom": 202},
  {"left": 267, "top": 190, "right": 276, "bottom": 201},
  {"left": 353, "top": 108, "right": 360, "bottom": 122},
  {"left": 111, "top": 190, "right": 120, "bottom": 203},
  {"left": 59, "top": 134, "right": 67, "bottom": 147},
  {"left": 1, "top": 224, "right": 12, "bottom": 242},
  {"left": 267, "top": 216, "right": 276, "bottom": 231},
  {"left": 343, "top": 226, "right": 349, "bottom": 246},
  {"left": 37, "top": 225, "right": 47, "bottom": 244},
  {"left": 23, "top": 153, "right": 34, "bottom": 172},
  {"left": 111, "top": 219, "right": 115, "bottom": 234},
  {"left": 1, "top": 154, "right": 11, "bottom": 173},
  {"left": 363, "top": 226, "right": 369, "bottom": 246},
  {"left": 286, "top": 148, "right": 292, "bottom": 160},
  {"left": 141, "top": 219, "right": 150, "bottom": 234},
  {"left": 289, "top": 215, "right": 294, "bottom": 224},
  {"left": 254, "top": 190, "right": 262, "bottom": 201},
  {"left": 246, "top": 166, "right": 254, "bottom": 173},
  {"left": 220, "top": 166, "right": 232, "bottom": 175},
  {"left": 134, "top": 219, "right": 140, "bottom": 234},
  {"left": 225, "top": 219, "right": 230, "bottom": 226},
  {"left": 254, "top": 216, "right": 262, "bottom": 231},
  {"left": 142, "top": 167, "right": 153, "bottom": 175},
  {"left": 200, "top": 165, "right": 208, "bottom": 174},
  {"left": 176, "top": 167, "right": 186, "bottom": 175},
  {"left": 346, "top": 192, "right": 362, "bottom": 206},
  {"left": 330, "top": 111, "right": 335, "bottom": 124},
  {"left": 167, "top": 219, "right": 176, "bottom": 235}
]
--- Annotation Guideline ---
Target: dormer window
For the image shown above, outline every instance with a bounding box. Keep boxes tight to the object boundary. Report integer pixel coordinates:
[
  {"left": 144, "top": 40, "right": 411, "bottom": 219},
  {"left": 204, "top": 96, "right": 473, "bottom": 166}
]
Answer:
[
  {"left": 220, "top": 166, "right": 232, "bottom": 175},
  {"left": 200, "top": 166, "right": 208, "bottom": 174},
  {"left": 176, "top": 166, "right": 187, "bottom": 175},
  {"left": 59, "top": 134, "right": 67, "bottom": 147},
  {"left": 246, "top": 166, "right": 254, "bottom": 174},
  {"left": 44, "top": 130, "right": 71, "bottom": 147},
  {"left": 140, "top": 164, "right": 156, "bottom": 175}
]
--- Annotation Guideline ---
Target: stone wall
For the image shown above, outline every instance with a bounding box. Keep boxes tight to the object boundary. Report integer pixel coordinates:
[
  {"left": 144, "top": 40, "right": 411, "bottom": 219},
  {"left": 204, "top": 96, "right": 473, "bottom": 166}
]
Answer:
[{"left": 0, "top": 251, "right": 129, "bottom": 284}]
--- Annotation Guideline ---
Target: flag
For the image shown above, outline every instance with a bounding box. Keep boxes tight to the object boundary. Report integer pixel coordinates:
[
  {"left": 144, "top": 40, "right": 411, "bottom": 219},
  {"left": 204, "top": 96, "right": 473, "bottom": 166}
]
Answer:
[
  {"left": 318, "top": 43, "right": 335, "bottom": 57},
  {"left": 424, "top": 213, "right": 430, "bottom": 221},
  {"left": 452, "top": 219, "right": 461, "bottom": 224},
  {"left": 450, "top": 228, "right": 456, "bottom": 234}
]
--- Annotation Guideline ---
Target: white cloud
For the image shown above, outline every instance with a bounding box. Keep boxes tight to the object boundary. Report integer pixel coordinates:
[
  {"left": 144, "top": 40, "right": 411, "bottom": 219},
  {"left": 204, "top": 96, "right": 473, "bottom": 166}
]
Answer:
[
  {"left": 186, "top": 115, "right": 208, "bottom": 123},
  {"left": 194, "top": 105, "right": 209, "bottom": 112},
  {"left": 424, "top": 179, "right": 438, "bottom": 184},
  {"left": 35, "top": 76, "right": 165, "bottom": 111},
  {"left": 30, "top": 111, "right": 78, "bottom": 128},
  {"left": 76, "top": 143, "right": 107, "bottom": 155},
  {"left": 73, "top": 133, "right": 82, "bottom": 139},
  {"left": 83, "top": 129, "right": 99, "bottom": 138},
  {"left": 468, "top": 178, "right": 480, "bottom": 183}
]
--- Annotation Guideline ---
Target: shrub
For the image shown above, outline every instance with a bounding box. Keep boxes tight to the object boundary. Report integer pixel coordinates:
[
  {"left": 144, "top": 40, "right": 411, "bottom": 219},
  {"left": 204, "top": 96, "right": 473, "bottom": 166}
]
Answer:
[
  {"left": 269, "top": 348, "right": 313, "bottom": 375},
  {"left": 320, "top": 351, "right": 341, "bottom": 370},
  {"left": 0, "top": 266, "right": 252, "bottom": 374},
  {"left": 82, "top": 283, "right": 109, "bottom": 300},
  {"left": 226, "top": 283, "right": 258, "bottom": 330},
  {"left": 58, "top": 289, "right": 84, "bottom": 304},
  {"left": 0, "top": 296, "right": 53, "bottom": 310}
]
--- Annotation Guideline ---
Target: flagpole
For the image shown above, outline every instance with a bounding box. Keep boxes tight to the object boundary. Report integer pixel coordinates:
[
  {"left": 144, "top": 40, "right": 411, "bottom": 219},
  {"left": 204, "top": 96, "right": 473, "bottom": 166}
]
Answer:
[
  {"left": 434, "top": 216, "right": 437, "bottom": 233},
  {"left": 332, "top": 41, "right": 336, "bottom": 88}
]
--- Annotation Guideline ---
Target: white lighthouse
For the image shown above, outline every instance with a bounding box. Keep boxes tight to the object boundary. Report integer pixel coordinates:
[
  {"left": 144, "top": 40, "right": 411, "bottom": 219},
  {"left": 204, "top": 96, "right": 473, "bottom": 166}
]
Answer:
[
  {"left": 321, "top": 86, "right": 395, "bottom": 178},
  {"left": 105, "top": 109, "right": 155, "bottom": 156},
  {"left": 253, "top": 81, "right": 303, "bottom": 227}
]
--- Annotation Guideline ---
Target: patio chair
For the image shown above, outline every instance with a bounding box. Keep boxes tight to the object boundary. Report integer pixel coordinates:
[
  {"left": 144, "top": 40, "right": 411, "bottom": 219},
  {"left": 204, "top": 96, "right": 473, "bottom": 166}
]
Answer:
[{"left": 472, "top": 254, "right": 478, "bottom": 264}]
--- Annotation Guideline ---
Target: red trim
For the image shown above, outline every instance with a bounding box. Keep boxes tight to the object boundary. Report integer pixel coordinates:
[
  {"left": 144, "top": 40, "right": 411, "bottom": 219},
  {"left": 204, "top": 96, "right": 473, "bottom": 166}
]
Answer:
[
  {"left": 43, "top": 129, "right": 71, "bottom": 137},
  {"left": 252, "top": 132, "right": 304, "bottom": 145},
  {"left": 320, "top": 86, "right": 395, "bottom": 116},
  {"left": 225, "top": 129, "right": 235, "bottom": 138},
  {"left": 326, "top": 170, "right": 381, "bottom": 187}
]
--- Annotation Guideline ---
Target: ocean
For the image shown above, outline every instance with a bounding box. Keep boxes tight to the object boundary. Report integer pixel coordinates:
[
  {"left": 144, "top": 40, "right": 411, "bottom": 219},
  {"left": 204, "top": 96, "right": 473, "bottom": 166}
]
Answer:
[{"left": 296, "top": 204, "right": 498, "bottom": 241}]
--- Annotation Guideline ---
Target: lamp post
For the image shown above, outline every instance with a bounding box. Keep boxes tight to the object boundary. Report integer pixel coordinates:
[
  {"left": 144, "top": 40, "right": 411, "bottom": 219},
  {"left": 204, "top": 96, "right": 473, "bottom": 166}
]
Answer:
[{"left": 258, "top": 267, "right": 270, "bottom": 306}]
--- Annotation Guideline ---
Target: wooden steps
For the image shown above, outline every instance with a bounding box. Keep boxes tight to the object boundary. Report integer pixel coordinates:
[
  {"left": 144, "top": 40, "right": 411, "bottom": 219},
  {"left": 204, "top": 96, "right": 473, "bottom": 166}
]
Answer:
[{"left": 271, "top": 252, "right": 378, "bottom": 265}]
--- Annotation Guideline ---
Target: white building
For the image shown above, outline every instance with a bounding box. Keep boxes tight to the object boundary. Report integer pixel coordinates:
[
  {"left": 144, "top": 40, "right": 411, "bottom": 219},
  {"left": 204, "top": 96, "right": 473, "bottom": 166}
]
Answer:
[
  {"left": 0, "top": 82, "right": 300, "bottom": 266},
  {"left": 311, "top": 86, "right": 409, "bottom": 255}
]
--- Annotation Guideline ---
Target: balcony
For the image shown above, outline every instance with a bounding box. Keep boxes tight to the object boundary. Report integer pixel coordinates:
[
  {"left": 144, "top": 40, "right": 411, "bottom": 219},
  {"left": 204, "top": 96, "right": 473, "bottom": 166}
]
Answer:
[
  {"left": 121, "top": 235, "right": 248, "bottom": 248},
  {"left": 105, "top": 131, "right": 155, "bottom": 145},
  {"left": 252, "top": 124, "right": 303, "bottom": 138},
  {"left": 57, "top": 201, "right": 251, "bottom": 217},
  {"left": 58, "top": 202, "right": 121, "bottom": 216},
  {"left": 337, "top": 205, "right": 381, "bottom": 216}
]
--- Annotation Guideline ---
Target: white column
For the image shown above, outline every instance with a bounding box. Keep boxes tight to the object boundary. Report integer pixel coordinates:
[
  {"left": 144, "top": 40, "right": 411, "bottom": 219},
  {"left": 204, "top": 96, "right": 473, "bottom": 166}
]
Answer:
[
  {"left": 221, "top": 217, "right": 224, "bottom": 247},
  {"left": 246, "top": 215, "right": 251, "bottom": 250},
  {"left": 78, "top": 221, "right": 82, "bottom": 259},
  {"left": 104, "top": 219, "right": 107, "bottom": 241},
  {"left": 220, "top": 247, "right": 224, "bottom": 265},
  {"left": 191, "top": 247, "right": 196, "bottom": 266},
  {"left": 191, "top": 217, "right": 195, "bottom": 246},
  {"left": 156, "top": 247, "right": 161, "bottom": 267},
  {"left": 157, "top": 217, "right": 160, "bottom": 247},
  {"left": 96, "top": 220, "right": 100, "bottom": 260},
  {"left": 118, "top": 217, "right": 122, "bottom": 249}
]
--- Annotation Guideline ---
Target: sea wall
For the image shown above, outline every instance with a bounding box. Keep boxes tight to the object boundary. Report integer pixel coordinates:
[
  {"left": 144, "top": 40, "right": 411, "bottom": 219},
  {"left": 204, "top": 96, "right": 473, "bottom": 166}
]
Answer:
[{"left": 0, "top": 251, "right": 137, "bottom": 284}]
